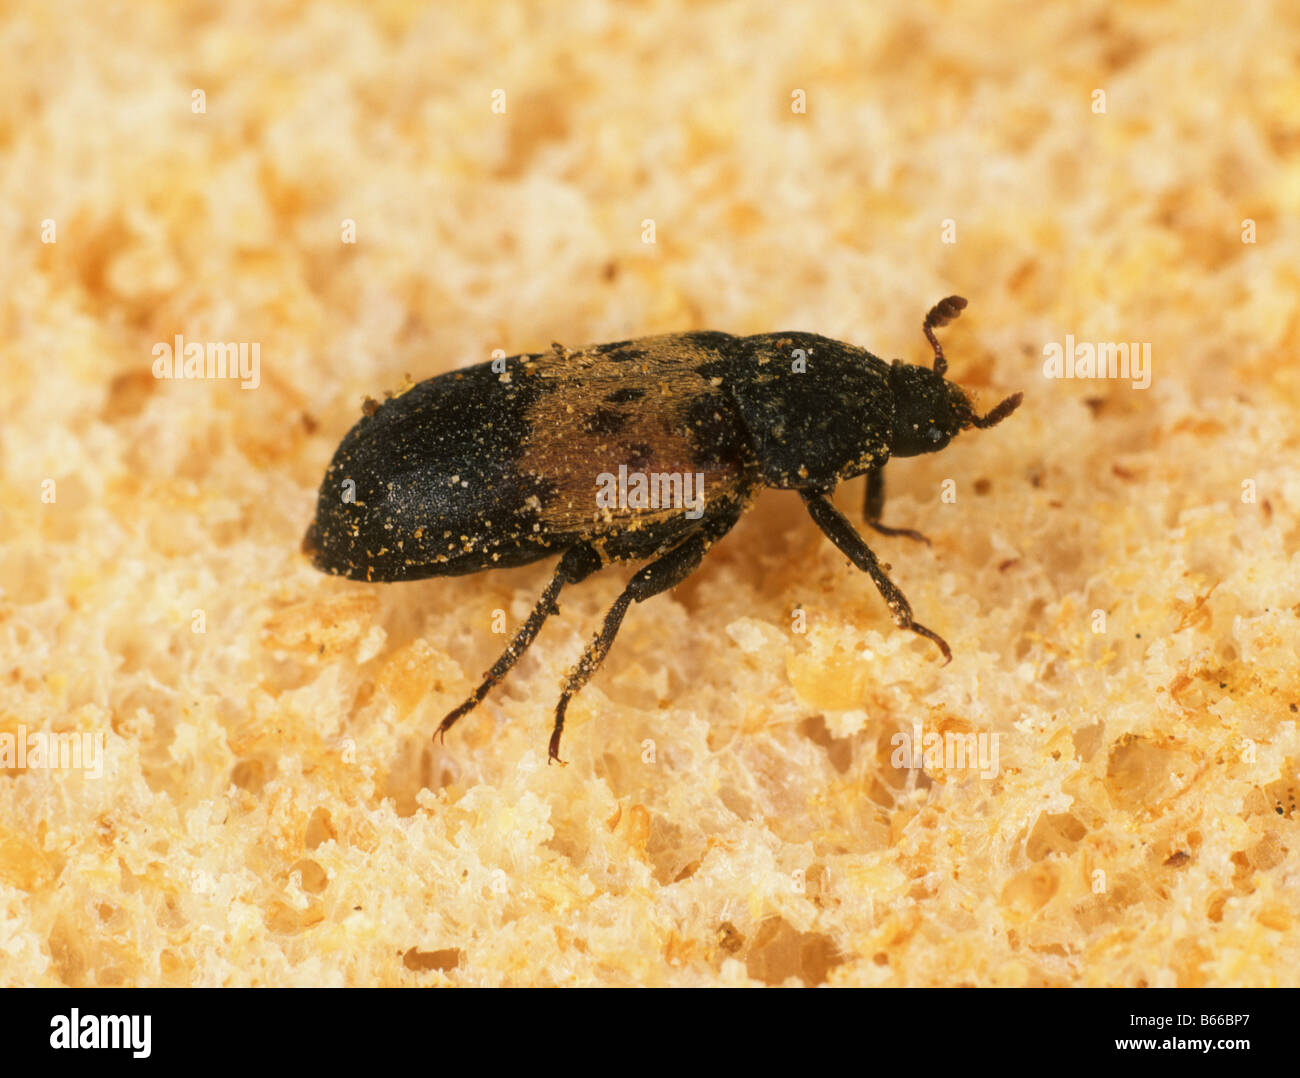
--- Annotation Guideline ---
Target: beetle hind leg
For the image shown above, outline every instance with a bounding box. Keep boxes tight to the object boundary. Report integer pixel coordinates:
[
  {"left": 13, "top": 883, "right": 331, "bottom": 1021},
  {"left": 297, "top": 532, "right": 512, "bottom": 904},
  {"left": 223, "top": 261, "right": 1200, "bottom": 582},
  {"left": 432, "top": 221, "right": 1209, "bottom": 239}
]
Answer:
[
  {"left": 434, "top": 544, "right": 599, "bottom": 746},
  {"left": 863, "top": 466, "right": 930, "bottom": 546},
  {"left": 548, "top": 506, "right": 743, "bottom": 764},
  {"left": 547, "top": 537, "right": 704, "bottom": 765}
]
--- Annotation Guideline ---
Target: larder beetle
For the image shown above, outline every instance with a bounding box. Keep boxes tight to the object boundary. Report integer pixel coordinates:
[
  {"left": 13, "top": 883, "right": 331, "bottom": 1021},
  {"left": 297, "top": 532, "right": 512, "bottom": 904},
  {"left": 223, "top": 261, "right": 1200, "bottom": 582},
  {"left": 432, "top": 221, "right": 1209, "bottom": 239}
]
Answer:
[{"left": 303, "top": 296, "right": 1023, "bottom": 763}]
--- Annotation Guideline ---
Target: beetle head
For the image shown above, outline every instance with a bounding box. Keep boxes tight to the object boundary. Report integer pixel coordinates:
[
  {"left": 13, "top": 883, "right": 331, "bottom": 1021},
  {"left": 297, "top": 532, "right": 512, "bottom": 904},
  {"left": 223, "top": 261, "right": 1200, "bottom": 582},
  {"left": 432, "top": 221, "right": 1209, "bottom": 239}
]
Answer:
[{"left": 887, "top": 361, "right": 1023, "bottom": 458}]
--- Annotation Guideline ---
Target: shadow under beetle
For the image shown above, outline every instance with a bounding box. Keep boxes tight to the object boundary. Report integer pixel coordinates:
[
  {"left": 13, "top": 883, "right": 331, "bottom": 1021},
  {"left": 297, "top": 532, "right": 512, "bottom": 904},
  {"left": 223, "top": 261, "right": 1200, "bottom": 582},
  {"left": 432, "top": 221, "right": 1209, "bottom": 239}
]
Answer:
[{"left": 303, "top": 296, "right": 1023, "bottom": 763}]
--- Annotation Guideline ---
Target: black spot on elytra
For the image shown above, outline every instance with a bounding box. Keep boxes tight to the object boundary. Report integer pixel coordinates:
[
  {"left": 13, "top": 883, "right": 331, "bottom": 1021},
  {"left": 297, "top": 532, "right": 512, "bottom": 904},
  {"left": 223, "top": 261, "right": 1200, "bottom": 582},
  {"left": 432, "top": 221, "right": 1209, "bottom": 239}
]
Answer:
[
  {"left": 604, "top": 387, "right": 646, "bottom": 404},
  {"left": 601, "top": 346, "right": 649, "bottom": 363},
  {"left": 623, "top": 443, "right": 654, "bottom": 471},
  {"left": 686, "top": 394, "right": 749, "bottom": 467},
  {"left": 583, "top": 408, "right": 628, "bottom": 436}
]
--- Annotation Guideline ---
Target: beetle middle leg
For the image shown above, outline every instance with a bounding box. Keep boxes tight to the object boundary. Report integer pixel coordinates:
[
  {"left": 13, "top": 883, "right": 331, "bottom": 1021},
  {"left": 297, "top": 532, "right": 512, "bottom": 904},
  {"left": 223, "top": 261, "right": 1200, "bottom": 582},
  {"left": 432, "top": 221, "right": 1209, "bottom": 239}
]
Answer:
[
  {"left": 802, "top": 490, "right": 952, "bottom": 663},
  {"left": 862, "top": 466, "right": 931, "bottom": 545},
  {"left": 548, "top": 504, "right": 743, "bottom": 764},
  {"left": 435, "top": 543, "right": 601, "bottom": 745}
]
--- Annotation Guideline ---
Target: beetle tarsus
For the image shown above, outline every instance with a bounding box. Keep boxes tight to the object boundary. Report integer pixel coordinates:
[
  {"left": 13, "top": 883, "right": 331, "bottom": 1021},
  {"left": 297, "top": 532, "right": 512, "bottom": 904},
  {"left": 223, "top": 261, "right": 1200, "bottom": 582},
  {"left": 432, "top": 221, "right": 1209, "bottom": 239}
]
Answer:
[
  {"left": 547, "top": 708, "right": 569, "bottom": 766},
  {"left": 906, "top": 621, "right": 953, "bottom": 663},
  {"left": 435, "top": 699, "right": 478, "bottom": 743},
  {"left": 870, "top": 521, "right": 932, "bottom": 545},
  {"left": 863, "top": 466, "right": 931, "bottom": 545}
]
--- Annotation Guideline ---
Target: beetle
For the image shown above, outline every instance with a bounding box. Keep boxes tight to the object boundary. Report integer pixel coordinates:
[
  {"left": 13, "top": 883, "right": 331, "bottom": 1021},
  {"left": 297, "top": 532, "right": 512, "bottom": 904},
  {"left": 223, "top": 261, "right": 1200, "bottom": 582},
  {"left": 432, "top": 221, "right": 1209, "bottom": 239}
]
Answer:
[{"left": 302, "top": 296, "right": 1022, "bottom": 764}]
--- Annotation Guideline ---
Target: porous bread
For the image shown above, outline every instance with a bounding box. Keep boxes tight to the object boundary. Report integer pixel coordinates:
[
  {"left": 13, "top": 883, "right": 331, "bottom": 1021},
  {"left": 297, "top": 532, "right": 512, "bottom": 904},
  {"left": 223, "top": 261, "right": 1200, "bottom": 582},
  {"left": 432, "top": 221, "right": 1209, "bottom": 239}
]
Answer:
[{"left": 0, "top": 1, "right": 1297, "bottom": 986}]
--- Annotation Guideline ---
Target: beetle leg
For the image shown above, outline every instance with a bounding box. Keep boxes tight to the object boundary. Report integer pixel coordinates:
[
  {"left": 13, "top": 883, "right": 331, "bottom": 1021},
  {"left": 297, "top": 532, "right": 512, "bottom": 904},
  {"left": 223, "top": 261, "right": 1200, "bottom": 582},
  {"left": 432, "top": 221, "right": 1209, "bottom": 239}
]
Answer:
[
  {"left": 548, "top": 507, "right": 742, "bottom": 764},
  {"left": 802, "top": 490, "right": 951, "bottom": 663},
  {"left": 434, "top": 543, "right": 600, "bottom": 746},
  {"left": 862, "top": 467, "right": 931, "bottom": 545}
]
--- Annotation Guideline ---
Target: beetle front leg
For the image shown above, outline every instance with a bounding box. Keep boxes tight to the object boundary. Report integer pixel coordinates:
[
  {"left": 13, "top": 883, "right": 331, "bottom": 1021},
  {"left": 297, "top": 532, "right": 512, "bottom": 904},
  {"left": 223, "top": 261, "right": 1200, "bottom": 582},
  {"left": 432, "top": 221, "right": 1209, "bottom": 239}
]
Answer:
[
  {"left": 862, "top": 467, "right": 930, "bottom": 545},
  {"left": 435, "top": 543, "right": 600, "bottom": 745},
  {"left": 803, "top": 490, "right": 951, "bottom": 663}
]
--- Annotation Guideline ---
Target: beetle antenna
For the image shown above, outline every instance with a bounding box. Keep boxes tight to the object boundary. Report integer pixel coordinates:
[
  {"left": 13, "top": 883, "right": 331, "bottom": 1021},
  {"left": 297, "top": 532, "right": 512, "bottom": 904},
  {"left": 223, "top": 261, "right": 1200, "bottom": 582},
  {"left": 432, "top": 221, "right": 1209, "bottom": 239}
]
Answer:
[
  {"left": 923, "top": 295, "right": 967, "bottom": 376},
  {"left": 970, "top": 391, "right": 1023, "bottom": 428}
]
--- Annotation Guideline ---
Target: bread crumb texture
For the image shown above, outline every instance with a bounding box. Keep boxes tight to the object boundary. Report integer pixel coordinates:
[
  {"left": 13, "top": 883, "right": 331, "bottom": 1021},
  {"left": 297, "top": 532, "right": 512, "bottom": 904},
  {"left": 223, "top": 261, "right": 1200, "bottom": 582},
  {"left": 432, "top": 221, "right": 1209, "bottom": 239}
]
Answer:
[{"left": 2, "top": 1, "right": 1298, "bottom": 987}]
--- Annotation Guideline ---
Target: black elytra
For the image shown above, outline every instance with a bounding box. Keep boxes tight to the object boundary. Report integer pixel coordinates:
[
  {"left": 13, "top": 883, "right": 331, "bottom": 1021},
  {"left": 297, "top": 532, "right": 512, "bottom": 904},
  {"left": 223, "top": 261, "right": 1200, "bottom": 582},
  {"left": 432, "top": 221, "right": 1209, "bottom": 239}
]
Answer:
[{"left": 302, "top": 296, "right": 1023, "bottom": 764}]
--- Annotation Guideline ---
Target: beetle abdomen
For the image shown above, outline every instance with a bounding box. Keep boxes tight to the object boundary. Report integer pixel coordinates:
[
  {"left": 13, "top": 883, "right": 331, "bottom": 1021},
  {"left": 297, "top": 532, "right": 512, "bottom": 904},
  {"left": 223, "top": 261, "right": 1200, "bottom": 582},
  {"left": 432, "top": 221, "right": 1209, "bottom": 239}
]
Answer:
[{"left": 305, "top": 360, "right": 558, "bottom": 581}]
